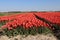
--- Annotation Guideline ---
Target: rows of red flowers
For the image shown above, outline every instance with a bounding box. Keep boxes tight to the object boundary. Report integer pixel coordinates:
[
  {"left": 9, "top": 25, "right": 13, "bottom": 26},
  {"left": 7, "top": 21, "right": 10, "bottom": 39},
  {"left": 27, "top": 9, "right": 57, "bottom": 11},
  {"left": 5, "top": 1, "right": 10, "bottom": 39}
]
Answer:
[
  {"left": 35, "top": 12, "right": 60, "bottom": 24},
  {"left": 0, "top": 12, "right": 60, "bottom": 30}
]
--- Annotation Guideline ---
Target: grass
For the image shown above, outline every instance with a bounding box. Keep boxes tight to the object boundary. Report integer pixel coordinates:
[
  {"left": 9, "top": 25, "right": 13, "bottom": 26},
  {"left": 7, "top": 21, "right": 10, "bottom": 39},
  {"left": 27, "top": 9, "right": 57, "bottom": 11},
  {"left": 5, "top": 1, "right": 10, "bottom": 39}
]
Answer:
[{"left": 0, "top": 13, "right": 20, "bottom": 16}]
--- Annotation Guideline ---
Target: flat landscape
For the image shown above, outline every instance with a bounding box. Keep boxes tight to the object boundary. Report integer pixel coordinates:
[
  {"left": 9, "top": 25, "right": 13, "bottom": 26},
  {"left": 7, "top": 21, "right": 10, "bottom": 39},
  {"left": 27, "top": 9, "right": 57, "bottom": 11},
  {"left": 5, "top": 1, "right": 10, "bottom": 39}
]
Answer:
[{"left": 0, "top": 12, "right": 60, "bottom": 40}]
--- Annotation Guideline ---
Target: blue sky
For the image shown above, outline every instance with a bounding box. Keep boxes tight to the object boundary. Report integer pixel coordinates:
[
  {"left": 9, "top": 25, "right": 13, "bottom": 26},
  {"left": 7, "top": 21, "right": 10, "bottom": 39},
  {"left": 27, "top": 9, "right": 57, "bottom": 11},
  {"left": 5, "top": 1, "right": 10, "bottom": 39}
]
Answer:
[{"left": 0, "top": 0, "right": 60, "bottom": 12}]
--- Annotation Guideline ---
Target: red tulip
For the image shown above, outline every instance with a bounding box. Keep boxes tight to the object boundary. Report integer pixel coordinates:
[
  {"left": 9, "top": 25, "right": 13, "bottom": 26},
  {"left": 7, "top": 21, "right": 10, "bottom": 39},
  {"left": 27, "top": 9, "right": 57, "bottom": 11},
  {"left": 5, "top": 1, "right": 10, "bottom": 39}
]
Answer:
[{"left": 0, "top": 12, "right": 60, "bottom": 30}]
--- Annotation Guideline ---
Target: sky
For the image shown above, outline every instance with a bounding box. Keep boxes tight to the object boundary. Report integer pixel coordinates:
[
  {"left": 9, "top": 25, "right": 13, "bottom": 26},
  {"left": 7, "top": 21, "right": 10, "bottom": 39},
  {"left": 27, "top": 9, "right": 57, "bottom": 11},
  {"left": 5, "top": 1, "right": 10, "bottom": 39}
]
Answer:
[{"left": 0, "top": 0, "right": 60, "bottom": 12}]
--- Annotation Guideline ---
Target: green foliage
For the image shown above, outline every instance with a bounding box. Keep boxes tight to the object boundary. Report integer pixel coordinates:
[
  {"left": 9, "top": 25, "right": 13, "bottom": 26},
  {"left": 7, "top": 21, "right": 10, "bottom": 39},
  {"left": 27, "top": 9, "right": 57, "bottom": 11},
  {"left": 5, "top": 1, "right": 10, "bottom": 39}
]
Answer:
[
  {"left": 3, "top": 26, "right": 52, "bottom": 37},
  {"left": 0, "top": 21, "right": 8, "bottom": 27},
  {"left": 52, "top": 24, "right": 60, "bottom": 30},
  {"left": 0, "top": 13, "right": 5, "bottom": 16}
]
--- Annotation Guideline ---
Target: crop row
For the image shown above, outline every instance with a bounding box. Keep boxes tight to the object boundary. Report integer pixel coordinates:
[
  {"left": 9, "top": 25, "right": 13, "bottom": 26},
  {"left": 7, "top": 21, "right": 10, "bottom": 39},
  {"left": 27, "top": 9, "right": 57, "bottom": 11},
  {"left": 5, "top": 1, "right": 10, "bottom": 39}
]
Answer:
[{"left": 0, "top": 12, "right": 60, "bottom": 30}]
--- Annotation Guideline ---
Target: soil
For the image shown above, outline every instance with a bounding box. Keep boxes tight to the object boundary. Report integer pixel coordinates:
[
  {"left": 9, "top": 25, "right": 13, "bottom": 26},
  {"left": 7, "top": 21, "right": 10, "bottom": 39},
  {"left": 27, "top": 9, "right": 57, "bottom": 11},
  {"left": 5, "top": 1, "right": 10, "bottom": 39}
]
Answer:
[{"left": 0, "top": 34, "right": 58, "bottom": 40}]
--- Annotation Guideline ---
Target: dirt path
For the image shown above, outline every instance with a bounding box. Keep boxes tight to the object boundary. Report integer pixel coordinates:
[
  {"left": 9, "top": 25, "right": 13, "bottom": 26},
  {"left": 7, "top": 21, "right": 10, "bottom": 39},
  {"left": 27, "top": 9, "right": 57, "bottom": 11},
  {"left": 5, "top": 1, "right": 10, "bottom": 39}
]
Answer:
[{"left": 0, "top": 34, "right": 58, "bottom": 40}]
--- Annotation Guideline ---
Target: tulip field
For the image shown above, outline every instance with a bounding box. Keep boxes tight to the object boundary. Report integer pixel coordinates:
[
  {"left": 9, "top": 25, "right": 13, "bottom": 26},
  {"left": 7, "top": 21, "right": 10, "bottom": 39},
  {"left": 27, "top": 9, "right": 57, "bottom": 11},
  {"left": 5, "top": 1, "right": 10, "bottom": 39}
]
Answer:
[{"left": 0, "top": 12, "right": 60, "bottom": 37}]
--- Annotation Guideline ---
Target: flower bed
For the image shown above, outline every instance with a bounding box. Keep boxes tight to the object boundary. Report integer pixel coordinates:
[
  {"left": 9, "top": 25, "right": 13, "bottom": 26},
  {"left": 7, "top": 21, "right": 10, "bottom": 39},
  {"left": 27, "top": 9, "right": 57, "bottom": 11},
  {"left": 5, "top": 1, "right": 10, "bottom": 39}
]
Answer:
[{"left": 0, "top": 12, "right": 60, "bottom": 37}]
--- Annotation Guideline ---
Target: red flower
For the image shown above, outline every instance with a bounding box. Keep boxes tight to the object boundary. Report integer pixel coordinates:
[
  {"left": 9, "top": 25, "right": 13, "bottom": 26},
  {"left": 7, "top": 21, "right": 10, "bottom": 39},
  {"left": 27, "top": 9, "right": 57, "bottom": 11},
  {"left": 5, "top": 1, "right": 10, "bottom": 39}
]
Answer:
[{"left": 0, "top": 12, "right": 60, "bottom": 30}]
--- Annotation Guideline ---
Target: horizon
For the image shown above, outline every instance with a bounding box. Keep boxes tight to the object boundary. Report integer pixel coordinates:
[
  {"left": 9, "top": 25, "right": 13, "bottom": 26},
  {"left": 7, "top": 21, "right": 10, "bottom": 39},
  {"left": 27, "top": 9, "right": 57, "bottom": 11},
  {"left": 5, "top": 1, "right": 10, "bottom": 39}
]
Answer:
[{"left": 0, "top": 0, "right": 60, "bottom": 12}]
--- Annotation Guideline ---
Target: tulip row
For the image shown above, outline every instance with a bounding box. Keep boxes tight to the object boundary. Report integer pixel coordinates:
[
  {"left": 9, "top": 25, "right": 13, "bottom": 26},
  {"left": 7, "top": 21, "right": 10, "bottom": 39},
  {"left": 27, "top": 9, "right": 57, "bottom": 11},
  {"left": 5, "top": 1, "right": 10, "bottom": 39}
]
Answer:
[
  {"left": 35, "top": 12, "right": 60, "bottom": 24},
  {"left": 1, "top": 13, "right": 50, "bottom": 30},
  {"left": 0, "top": 12, "right": 60, "bottom": 30}
]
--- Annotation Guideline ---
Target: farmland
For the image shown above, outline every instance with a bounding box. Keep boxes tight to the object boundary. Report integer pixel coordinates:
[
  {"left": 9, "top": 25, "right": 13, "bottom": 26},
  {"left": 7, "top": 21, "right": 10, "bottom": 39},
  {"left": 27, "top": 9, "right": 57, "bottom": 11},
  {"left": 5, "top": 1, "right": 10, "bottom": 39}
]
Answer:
[{"left": 0, "top": 12, "right": 60, "bottom": 40}]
